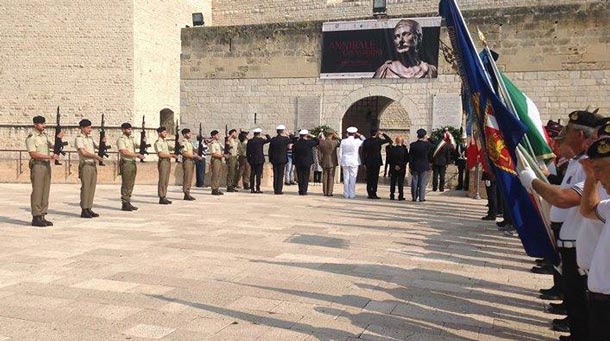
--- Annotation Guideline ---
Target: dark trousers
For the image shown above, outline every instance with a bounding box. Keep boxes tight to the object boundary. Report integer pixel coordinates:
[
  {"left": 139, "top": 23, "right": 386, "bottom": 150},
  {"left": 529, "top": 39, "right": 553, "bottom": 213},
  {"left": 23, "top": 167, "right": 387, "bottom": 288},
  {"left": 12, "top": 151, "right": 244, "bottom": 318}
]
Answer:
[
  {"left": 432, "top": 164, "right": 447, "bottom": 191},
  {"left": 313, "top": 171, "right": 322, "bottom": 183},
  {"left": 485, "top": 180, "right": 497, "bottom": 217},
  {"left": 366, "top": 165, "right": 381, "bottom": 197},
  {"left": 195, "top": 158, "right": 206, "bottom": 187},
  {"left": 559, "top": 247, "right": 589, "bottom": 340},
  {"left": 250, "top": 163, "right": 263, "bottom": 191},
  {"left": 272, "top": 162, "right": 286, "bottom": 194},
  {"left": 456, "top": 159, "right": 466, "bottom": 190},
  {"left": 588, "top": 296, "right": 610, "bottom": 341},
  {"left": 390, "top": 170, "right": 405, "bottom": 198},
  {"left": 551, "top": 223, "right": 564, "bottom": 292},
  {"left": 296, "top": 166, "right": 310, "bottom": 194}
]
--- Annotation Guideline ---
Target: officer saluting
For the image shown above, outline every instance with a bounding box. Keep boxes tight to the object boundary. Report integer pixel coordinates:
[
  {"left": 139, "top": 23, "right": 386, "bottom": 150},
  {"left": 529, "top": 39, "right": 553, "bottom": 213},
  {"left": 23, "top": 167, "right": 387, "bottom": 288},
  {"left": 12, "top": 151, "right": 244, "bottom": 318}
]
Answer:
[
  {"left": 25, "top": 116, "right": 62, "bottom": 227},
  {"left": 75, "top": 119, "right": 104, "bottom": 218},
  {"left": 117, "top": 122, "right": 145, "bottom": 211}
]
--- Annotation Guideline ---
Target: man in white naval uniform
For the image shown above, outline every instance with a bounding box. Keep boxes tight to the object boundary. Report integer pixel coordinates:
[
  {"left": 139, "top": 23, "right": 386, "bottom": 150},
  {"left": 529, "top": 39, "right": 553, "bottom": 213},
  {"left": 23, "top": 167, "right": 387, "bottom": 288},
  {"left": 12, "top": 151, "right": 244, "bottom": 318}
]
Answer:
[
  {"left": 339, "top": 127, "right": 365, "bottom": 199},
  {"left": 579, "top": 136, "right": 610, "bottom": 341}
]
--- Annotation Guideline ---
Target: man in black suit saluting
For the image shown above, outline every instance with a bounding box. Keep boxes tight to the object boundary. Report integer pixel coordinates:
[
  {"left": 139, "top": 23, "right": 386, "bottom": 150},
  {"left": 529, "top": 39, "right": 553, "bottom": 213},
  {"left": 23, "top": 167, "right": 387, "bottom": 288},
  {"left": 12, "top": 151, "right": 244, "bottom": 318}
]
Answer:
[
  {"left": 246, "top": 128, "right": 270, "bottom": 193},
  {"left": 268, "top": 125, "right": 292, "bottom": 194},
  {"left": 292, "top": 129, "right": 320, "bottom": 195},
  {"left": 361, "top": 128, "right": 392, "bottom": 199}
]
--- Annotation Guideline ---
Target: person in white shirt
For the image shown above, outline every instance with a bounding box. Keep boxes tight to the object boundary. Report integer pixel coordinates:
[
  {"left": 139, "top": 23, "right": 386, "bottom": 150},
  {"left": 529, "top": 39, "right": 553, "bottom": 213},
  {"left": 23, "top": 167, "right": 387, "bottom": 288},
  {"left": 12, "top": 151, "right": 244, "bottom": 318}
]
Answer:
[
  {"left": 520, "top": 109, "right": 602, "bottom": 339},
  {"left": 578, "top": 136, "right": 610, "bottom": 341},
  {"left": 339, "top": 127, "right": 365, "bottom": 199}
]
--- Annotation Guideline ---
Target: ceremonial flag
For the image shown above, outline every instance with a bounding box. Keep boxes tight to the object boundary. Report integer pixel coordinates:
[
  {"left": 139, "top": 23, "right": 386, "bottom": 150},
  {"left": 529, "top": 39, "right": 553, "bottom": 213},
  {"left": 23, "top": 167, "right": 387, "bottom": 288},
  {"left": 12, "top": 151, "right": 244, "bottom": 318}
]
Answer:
[
  {"left": 499, "top": 74, "right": 555, "bottom": 161},
  {"left": 439, "top": 0, "right": 557, "bottom": 262}
]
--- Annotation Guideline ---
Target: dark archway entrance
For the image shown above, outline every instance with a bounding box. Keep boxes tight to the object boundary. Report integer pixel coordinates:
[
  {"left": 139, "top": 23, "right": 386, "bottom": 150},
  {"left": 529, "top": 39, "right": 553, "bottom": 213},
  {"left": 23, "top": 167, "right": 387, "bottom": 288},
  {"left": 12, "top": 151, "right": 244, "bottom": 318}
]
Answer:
[
  {"left": 341, "top": 96, "right": 411, "bottom": 182},
  {"left": 160, "top": 108, "right": 175, "bottom": 134}
]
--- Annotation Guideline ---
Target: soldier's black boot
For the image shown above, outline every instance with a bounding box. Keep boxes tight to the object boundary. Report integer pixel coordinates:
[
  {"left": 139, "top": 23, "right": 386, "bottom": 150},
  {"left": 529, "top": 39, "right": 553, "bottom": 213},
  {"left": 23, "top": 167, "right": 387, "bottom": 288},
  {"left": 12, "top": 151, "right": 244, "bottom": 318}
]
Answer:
[
  {"left": 128, "top": 203, "right": 138, "bottom": 211},
  {"left": 184, "top": 193, "right": 196, "bottom": 201},
  {"left": 159, "top": 197, "right": 171, "bottom": 205},
  {"left": 81, "top": 209, "right": 93, "bottom": 218},
  {"left": 226, "top": 187, "right": 235, "bottom": 193},
  {"left": 31, "top": 216, "right": 46, "bottom": 227},
  {"left": 87, "top": 209, "right": 99, "bottom": 217},
  {"left": 121, "top": 202, "right": 132, "bottom": 211},
  {"left": 41, "top": 215, "right": 54, "bottom": 226}
]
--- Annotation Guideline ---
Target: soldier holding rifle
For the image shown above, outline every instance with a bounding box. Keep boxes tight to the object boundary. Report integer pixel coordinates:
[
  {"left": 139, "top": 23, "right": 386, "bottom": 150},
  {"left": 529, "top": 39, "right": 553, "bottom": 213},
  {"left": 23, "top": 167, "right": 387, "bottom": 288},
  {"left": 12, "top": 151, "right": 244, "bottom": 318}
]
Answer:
[
  {"left": 116, "top": 122, "right": 145, "bottom": 211},
  {"left": 154, "top": 126, "right": 176, "bottom": 205},
  {"left": 75, "top": 119, "right": 104, "bottom": 218}
]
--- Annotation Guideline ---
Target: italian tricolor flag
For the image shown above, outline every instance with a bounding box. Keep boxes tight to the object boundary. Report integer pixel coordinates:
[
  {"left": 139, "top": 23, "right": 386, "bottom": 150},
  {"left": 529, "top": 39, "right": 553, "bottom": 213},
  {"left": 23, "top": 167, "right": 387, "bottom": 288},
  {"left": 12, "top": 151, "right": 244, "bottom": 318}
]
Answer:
[{"left": 501, "top": 73, "right": 555, "bottom": 161}]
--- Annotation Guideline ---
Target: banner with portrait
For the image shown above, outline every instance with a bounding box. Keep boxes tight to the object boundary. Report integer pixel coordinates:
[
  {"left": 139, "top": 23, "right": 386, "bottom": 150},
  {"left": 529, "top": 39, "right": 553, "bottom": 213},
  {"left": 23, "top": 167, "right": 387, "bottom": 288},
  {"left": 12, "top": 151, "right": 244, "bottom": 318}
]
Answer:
[{"left": 320, "top": 17, "right": 441, "bottom": 79}]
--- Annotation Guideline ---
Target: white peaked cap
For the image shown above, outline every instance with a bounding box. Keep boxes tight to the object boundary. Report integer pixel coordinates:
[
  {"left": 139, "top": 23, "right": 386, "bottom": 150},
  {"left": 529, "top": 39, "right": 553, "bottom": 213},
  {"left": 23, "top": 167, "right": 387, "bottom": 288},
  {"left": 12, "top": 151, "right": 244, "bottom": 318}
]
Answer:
[
  {"left": 299, "top": 129, "right": 309, "bottom": 135},
  {"left": 253, "top": 128, "right": 262, "bottom": 133},
  {"left": 276, "top": 124, "right": 286, "bottom": 130},
  {"left": 346, "top": 127, "right": 358, "bottom": 133}
]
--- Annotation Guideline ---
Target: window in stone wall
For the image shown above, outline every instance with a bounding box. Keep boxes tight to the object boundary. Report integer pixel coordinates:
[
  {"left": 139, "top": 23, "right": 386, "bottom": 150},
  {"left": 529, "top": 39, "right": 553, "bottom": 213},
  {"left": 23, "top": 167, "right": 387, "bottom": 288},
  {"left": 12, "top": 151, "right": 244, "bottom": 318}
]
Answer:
[{"left": 160, "top": 109, "right": 175, "bottom": 135}]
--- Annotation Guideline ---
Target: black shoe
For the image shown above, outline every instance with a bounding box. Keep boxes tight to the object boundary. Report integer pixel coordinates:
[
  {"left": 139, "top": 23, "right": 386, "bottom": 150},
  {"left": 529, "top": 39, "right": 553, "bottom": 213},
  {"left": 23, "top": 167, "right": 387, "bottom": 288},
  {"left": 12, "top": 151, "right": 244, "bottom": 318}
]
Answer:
[
  {"left": 276, "top": 192, "right": 284, "bottom": 195},
  {"left": 398, "top": 197, "right": 405, "bottom": 201},
  {"left": 41, "top": 216, "right": 54, "bottom": 226},
  {"left": 412, "top": 199, "right": 417, "bottom": 202},
  {"left": 212, "top": 190, "right": 222, "bottom": 196},
  {"left": 432, "top": 189, "right": 437, "bottom": 192},
  {"left": 551, "top": 317, "right": 569, "bottom": 332},
  {"left": 390, "top": 196, "right": 395, "bottom": 200},
  {"left": 122, "top": 203, "right": 132, "bottom": 211},
  {"left": 540, "top": 286, "right": 561, "bottom": 296},
  {"left": 540, "top": 292, "right": 563, "bottom": 300},
  {"left": 496, "top": 220, "right": 508, "bottom": 228},
  {"left": 184, "top": 194, "right": 196, "bottom": 201},
  {"left": 536, "top": 258, "right": 551, "bottom": 266},
  {"left": 31, "top": 216, "right": 46, "bottom": 227},
  {"left": 255, "top": 190, "right": 263, "bottom": 194},
  {"left": 128, "top": 203, "right": 138, "bottom": 211},
  {"left": 558, "top": 336, "right": 571, "bottom": 341},
  {"left": 372, "top": 196, "right": 381, "bottom": 199},
  {"left": 251, "top": 189, "right": 256, "bottom": 193},
  {"left": 531, "top": 265, "right": 553, "bottom": 275},
  {"left": 244, "top": 185, "right": 251, "bottom": 190},
  {"left": 419, "top": 199, "right": 426, "bottom": 202},
  {"left": 81, "top": 209, "right": 93, "bottom": 218},
  {"left": 159, "top": 198, "right": 171, "bottom": 205},
  {"left": 226, "top": 187, "right": 235, "bottom": 193},
  {"left": 481, "top": 215, "right": 495, "bottom": 221},
  {"left": 87, "top": 209, "right": 99, "bottom": 218},
  {"left": 545, "top": 302, "right": 567, "bottom": 315}
]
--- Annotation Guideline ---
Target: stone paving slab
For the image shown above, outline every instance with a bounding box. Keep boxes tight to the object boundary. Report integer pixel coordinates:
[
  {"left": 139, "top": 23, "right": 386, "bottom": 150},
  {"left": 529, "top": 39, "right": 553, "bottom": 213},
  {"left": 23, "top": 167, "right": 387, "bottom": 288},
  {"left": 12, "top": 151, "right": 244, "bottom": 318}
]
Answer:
[{"left": 0, "top": 183, "right": 561, "bottom": 340}]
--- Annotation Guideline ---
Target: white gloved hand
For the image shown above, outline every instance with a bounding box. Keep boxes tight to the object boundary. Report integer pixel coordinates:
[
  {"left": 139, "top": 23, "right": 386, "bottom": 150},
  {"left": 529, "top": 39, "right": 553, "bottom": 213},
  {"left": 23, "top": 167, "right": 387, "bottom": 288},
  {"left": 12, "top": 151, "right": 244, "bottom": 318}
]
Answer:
[{"left": 519, "top": 167, "right": 537, "bottom": 191}]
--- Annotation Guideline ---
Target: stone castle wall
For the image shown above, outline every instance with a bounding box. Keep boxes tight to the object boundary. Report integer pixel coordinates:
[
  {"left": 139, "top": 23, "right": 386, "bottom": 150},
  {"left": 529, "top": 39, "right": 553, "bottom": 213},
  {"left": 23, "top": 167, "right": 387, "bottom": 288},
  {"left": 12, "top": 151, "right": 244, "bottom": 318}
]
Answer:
[
  {"left": 211, "top": 0, "right": 603, "bottom": 26},
  {"left": 181, "top": 2, "right": 610, "bottom": 141}
]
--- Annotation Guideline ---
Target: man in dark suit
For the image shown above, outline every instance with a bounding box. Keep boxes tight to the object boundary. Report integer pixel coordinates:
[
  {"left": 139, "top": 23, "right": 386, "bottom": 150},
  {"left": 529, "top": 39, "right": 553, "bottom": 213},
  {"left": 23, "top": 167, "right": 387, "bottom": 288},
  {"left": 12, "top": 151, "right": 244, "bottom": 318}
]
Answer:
[
  {"left": 455, "top": 137, "right": 468, "bottom": 190},
  {"left": 409, "top": 129, "right": 432, "bottom": 202},
  {"left": 387, "top": 136, "right": 409, "bottom": 200},
  {"left": 268, "top": 125, "right": 292, "bottom": 194},
  {"left": 246, "top": 128, "right": 270, "bottom": 193},
  {"left": 292, "top": 129, "right": 320, "bottom": 195},
  {"left": 431, "top": 140, "right": 452, "bottom": 192},
  {"left": 361, "top": 128, "right": 392, "bottom": 199}
]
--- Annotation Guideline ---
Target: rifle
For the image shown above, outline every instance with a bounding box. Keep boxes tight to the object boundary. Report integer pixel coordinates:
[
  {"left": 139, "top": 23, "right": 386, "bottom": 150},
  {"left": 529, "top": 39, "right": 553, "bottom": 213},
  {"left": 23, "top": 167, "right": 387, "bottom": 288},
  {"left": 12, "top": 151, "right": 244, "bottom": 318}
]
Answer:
[
  {"left": 139, "top": 115, "right": 151, "bottom": 162},
  {"left": 197, "top": 123, "right": 205, "bottom": 157},
  {"left": 97, "top": 114, "right": 111, "bottom": 166},
  {"left": 53, "top": 106, "right": 68, "bottom": 165},
  {"left": 224, "top": 124, "right": 231, "bottom": 154},
  {"left": 173, "top": 120, "right": 183, "bottom": 163}
]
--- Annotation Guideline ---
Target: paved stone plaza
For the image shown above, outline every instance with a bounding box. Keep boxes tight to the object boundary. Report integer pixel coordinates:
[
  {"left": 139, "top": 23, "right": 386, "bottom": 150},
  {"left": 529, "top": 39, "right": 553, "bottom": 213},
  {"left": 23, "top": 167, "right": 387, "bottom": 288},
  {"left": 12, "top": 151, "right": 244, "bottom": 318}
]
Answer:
[{"left": 0, "top": 183, "right": 560, "bottom": 340}]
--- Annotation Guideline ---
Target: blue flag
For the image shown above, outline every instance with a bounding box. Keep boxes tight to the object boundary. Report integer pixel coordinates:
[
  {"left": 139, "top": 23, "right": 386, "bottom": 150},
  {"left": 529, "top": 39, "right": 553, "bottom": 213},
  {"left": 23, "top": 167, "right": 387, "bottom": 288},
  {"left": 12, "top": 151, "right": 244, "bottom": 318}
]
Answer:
[{"left": 440, "top": 0, "right": 557, "bottom": 262}]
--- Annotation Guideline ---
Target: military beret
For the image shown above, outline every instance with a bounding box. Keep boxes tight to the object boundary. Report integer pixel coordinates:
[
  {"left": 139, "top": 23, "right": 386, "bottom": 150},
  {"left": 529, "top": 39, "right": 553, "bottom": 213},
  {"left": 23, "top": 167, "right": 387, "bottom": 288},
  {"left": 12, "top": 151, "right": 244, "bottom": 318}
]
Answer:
[
  {"left": 545, "top": 120, "right": 564, "bottom": 139},
  {"left": 586, "top": 137, "right": 610, "bottom": 160},
  {"left": 120, "top": 122, "right": 132, "bottom": 129},
  {"left": 156, "top": 126, "right": 166, "bottom": 133},
  {"left": 181, "top": 128, "right": 191, "bottom": 135},
  {"left": 597, "top": 118, "right": 610, "bottom": 137},
  {"left": 567, "top": 109, "right": 603, "bottom": 128},
  {"left": 79, "top": 119, "right": 92, "bottom": 127},
  {"left": 33, "top": 116, "right": 45, "bottom": 124},
  {"left": 210, "top": 130, "right": 219, "bottom": 136}
]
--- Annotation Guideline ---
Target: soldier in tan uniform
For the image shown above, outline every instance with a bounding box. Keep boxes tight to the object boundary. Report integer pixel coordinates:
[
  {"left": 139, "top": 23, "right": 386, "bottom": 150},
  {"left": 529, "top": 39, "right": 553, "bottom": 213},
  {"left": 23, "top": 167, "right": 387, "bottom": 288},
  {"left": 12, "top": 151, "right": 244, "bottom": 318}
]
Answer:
[
  {"left": 117, "top": 122, "right": 145, "bottom": 211},
  {"left": 180, "top": 128, "right": 202, "bottom": 200},
  {"left": 209, "top": 130, "right": 224, "bottom": 195},
  {"left": 237, "top": 131, "right": 251, "bottom": 190},
  {"left": 75, "top": 119, "right": 105, "bottom": 218},
  {"left": 225, "top": 129, "right": 239, "bottom": 192},
  {"left": 25, "top": 116, "right": 61, "bottom": 227},
  {"left": 154, "top": 126, "right": 176, "bottom": 204}
]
